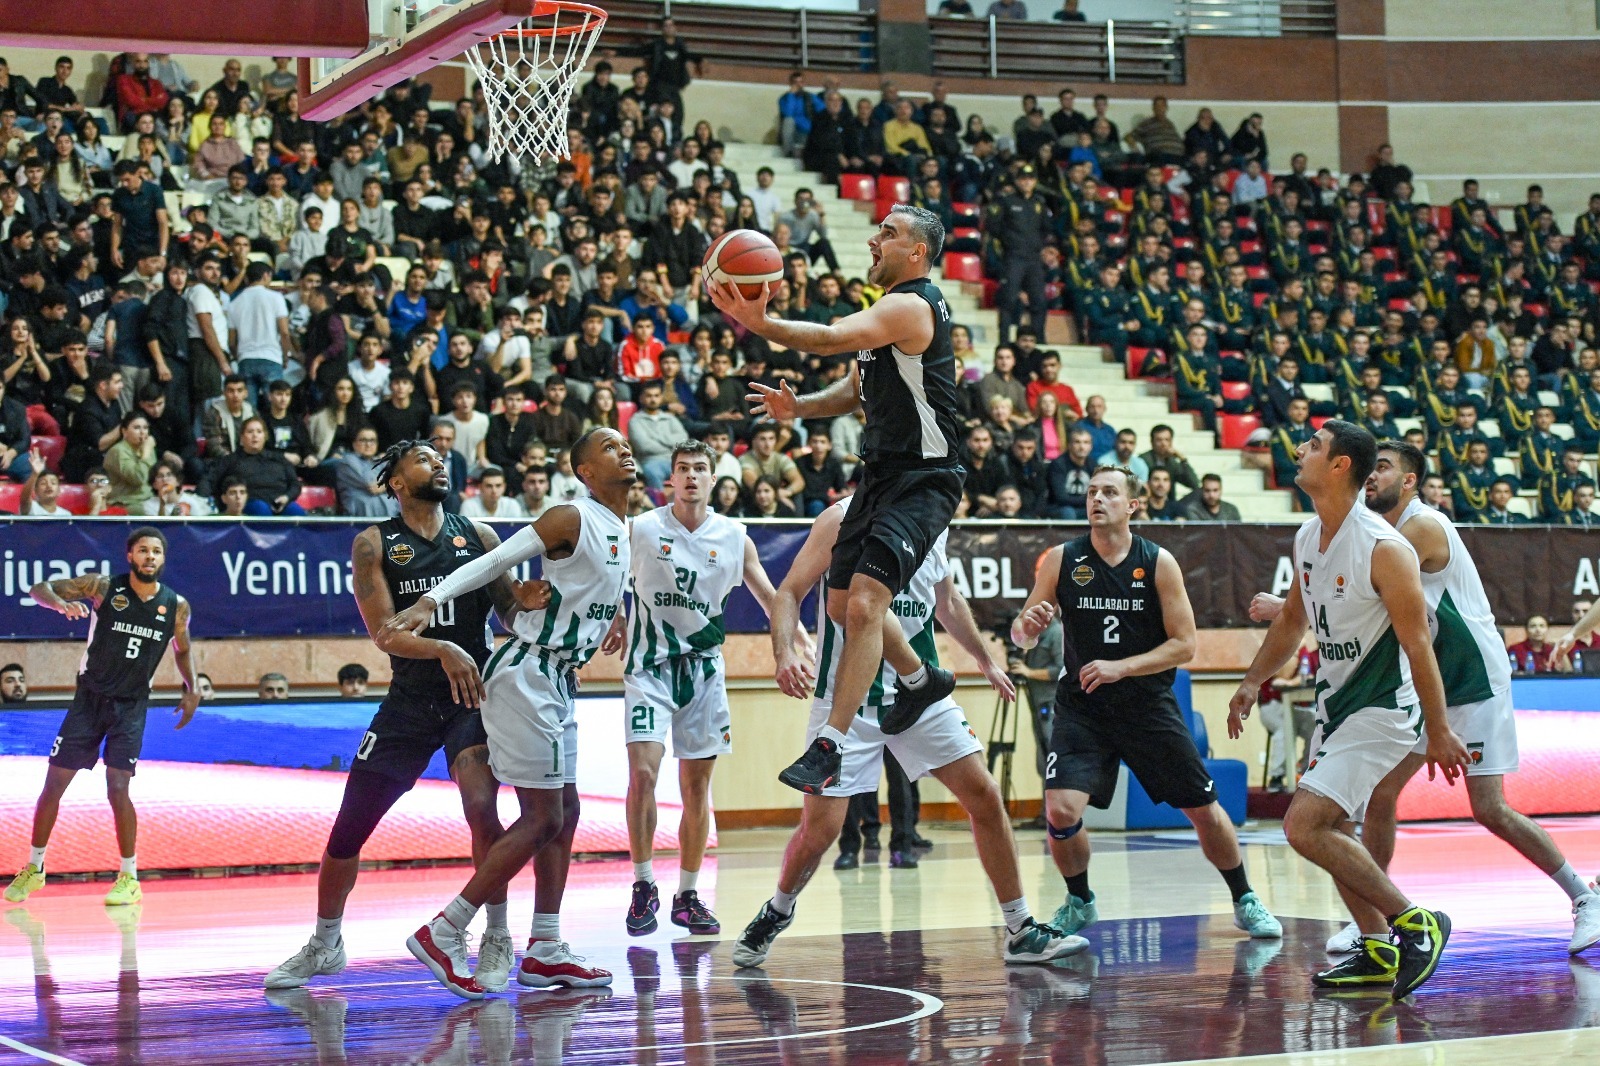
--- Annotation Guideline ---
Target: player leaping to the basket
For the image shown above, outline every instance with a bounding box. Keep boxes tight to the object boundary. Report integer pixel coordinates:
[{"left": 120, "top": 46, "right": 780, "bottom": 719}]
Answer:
[{"left": 710, "top": 203, "right": 964, "bottom": 797}]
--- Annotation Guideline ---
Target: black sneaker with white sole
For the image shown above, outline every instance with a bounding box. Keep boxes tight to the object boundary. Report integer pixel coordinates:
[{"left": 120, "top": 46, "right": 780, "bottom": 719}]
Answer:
[
  {"left": 878, "top": 666, "right": 955, "bottom": 736},
  {"left": 777, "top": 737, "right": 841, "bottom": 794}
]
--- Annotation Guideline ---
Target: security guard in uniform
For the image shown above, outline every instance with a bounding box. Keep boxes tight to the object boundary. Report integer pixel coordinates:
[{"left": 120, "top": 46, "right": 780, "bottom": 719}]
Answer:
[{"left": 988, "top": 165, "right": 1053, "bottom": 345}]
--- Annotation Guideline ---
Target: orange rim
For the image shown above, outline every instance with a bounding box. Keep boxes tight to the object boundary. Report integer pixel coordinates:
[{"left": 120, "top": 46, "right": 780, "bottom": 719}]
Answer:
[{"left": 488, "top": 0, "right": 608, "bottom": 39}]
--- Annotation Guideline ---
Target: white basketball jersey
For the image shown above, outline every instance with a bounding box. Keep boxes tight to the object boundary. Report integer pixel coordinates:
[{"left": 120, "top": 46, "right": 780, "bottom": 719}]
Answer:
[
  {"left": 1399, "top": 498, "right": 1509, "bottom": 703},
  {"left": 510, "top": 498, "right": 630, "bottom": 669},
  {"left": 1295, "top": 500, "right": 1418, "bottom": 734},
  {"left": 625, "top": 506, "right": 747, "bottom": 671},
  {"left": 813, "top": 499, "right": 948, "bottom": 715}
]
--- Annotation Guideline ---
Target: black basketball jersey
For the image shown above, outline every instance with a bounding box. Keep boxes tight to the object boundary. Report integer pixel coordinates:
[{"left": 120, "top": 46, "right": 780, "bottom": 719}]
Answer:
[
  {"left": 378, "top": 512, "right": 495, "bottom": 704},
  {"left": 856, "top": 277, "right": 961, "bottom": 467},
  {"left": 1052, "top": 534, "right": 1173, "bottom": 709},
  {"left": 79, "top": 575, "right": 180, "bottom": 699}
]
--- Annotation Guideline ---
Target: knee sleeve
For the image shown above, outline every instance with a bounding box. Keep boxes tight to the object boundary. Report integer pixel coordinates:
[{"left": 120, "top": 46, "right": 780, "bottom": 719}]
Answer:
[
  {"left": 326, "top": 770, "right": 413, "bottom": 860},
  {"left": 1047, "top": 818, "right": 1083, "bottom": 841}
]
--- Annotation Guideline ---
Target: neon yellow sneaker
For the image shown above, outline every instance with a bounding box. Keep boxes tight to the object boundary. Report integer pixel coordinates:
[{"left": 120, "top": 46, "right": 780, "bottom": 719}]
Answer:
[
  {"left": 105, "top": 873, "right": 143, "bottom": 907},
  {"left": 4, "top": 864, "right": 45, "bottom": 903}
]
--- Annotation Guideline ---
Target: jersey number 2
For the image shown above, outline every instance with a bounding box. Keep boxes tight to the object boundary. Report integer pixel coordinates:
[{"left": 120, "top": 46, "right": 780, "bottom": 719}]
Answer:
[{"left": 1102, "top": 615, "right": 1120, "bottom": 644}]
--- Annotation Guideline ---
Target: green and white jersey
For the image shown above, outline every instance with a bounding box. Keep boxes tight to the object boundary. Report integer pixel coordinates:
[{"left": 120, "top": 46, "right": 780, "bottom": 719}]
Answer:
[
  {"left": 814, "top": 499, "right": 949, "bottom": 717},
  {"left": 1295, "top": 500, "right": 1418, "bottom": 736},
  {"left": 625, "top": 505, "right": 747, "bottom": 671},
  {"left": 1399, "top": 498, "right": 1508, "bottom": 705},
  {"left": 501, "top": 498, "right": 630, "bottom": 672}
]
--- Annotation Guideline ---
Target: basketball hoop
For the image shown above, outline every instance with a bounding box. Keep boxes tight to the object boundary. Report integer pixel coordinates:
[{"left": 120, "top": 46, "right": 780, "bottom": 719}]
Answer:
[{"left": 464, "top": 0, "right": 607, "bottom": 162}]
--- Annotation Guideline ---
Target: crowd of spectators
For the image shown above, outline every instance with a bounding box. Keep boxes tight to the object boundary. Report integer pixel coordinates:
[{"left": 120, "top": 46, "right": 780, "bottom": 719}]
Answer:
[{"left": 801, "top": 73, "right": 1600, "bottom": 525}]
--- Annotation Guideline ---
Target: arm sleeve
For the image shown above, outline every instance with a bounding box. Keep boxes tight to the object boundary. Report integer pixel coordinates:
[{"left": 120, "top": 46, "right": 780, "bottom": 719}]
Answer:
[{"left": 423, "top": 524, "right": 547, "bottom": 605}]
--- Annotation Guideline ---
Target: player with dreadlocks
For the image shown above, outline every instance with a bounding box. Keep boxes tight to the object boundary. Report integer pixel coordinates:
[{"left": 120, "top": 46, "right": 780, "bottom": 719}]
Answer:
[{"left": 265, "top": 439, "right": 526, "bottom": 993}]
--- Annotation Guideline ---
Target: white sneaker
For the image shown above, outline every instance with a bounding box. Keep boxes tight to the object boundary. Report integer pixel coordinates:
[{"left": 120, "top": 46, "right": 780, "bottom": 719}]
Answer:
[
  {"left": 1325, "top": 921, "right": 1362, "bottom": 955},
  {"left": 1572, "top": 894, "right": 1600, "bottom": 956},
  {"left": 475, "top": 929, "right": 516, "bottom": 991},
  {"left": 265, "top": 938, "right": 348, "bottom": 989}
]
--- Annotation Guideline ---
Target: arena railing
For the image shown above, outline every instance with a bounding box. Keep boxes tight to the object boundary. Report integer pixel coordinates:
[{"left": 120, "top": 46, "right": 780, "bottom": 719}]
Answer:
[
  {"left": 930, "top": 17, "right": 1182, "bottom": 84},
  {"left": 1173, "top": 0, "right": 1337, "bottom": 37},
  {"left": 600, "top": 0, "right": 878, "bottom": 72}
]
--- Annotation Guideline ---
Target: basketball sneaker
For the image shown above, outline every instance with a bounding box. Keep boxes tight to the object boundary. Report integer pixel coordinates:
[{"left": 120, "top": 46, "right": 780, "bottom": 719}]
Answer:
[
  {"left": 671, "top": 891, "right": 720, "bottom": 935},
  {"left": 518, "top": 940, "right": 613, "bottom": 988},
  {"left": 4, "top": 864, "right": 45, "bottom": 903},
  {"left": 1326, "top": 921, "right": 1363, "bottom": 955},
  {"left": 1232, "top": 893, "right": 1283, "bottom": 938},
  {"left": 888, "top": 850, "right": 919, "bottom": 869},
  {"left": 1391, "top": 906, "right": 1450, "bottom": 1001},
  {"left": 833, "top": 851, "right": 860, "bottom": 870},
  {"left": 104, "top": 873, "right": 142, "bottom": 907},
  {"left": 1313, "top": 937, "right": 1400, "bottom": 988},
  {"left": 1571, "top": 893, "right": 1600, "bottom": 956},
  {"left": 733, "top": 901, "right": 795, "bottom": 968},
  {"left": 1003, "top": 919, "right": 1090, "bottom": 964},
  {"left": 777, "top": 737, "right": 841, "bottom": 795},
  {"left": 407, "top": 913, "right": 486, "bottom": 1000},
  {"left": 474, "top": 929, "right": 516, "bottom": 992},
  {"left": 1050, "top": 892, "right": 1098, "bottom": 936},
  {"left": 265, "top": 938, "right": 348, "bottom": 989},
  {"left": 879, "top": 666, "right": 956, "bottom": 736},
  {"left": 626, "top": 880, "right": 660, "bottom": 936}
]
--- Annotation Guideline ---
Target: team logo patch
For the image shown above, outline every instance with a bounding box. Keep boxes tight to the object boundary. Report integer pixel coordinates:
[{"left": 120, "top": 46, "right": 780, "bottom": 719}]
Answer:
[
  {"left": 1334, "top": 574, "right": 1347, "bottom": 600},
  {"left": 660, "top": 537, "right": 673, "bottom": 557},
  {"left": 1132, "top": 567, "right": 1145, "bottom": 580},
  {"left": 722, "top": 728, "right": 731, "bottom": 743},
  {"left": 387, "top": 542, "right": 415, "bottom": 566},
  {"left": 156, "top": 605, "right": 167, "bottom": 615},
  {"left": 110, "top": 594, "right": 129, "bottom": 611},
  {"left": 1467, "top": 742, "right": 1484, "bottom": 764},
  {"left": 707, "top": 549, "right": 718, "bottom": 568},
  {"left": 1071, "top": 565, "right": 1095, "bottom": 586},
  {"left": 452, "top": 535, "right": 467, "bottom": 548},
  {"left": 1307, "top": 749, "right": 1324, "bottom": 771}
]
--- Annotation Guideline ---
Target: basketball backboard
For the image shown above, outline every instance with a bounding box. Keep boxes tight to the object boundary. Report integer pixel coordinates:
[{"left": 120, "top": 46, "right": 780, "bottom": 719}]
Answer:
[{"left": 298, "top": 0, "right": 535, "bottom": 120}]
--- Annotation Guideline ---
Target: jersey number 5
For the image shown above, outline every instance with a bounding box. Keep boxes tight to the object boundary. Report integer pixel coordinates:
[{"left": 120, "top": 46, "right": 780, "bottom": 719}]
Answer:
[
  {"left": 125, "top": 637, "right": 143, "bottom": 659},
  {"left": 1102, "top": 615, "right": 1120, "bottom": 644}
]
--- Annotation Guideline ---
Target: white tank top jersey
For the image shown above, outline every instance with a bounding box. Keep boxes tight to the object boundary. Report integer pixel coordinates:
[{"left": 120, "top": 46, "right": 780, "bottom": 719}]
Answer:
[
  {"left": 509, "top": 497, "right": 631, "bottom": 670},
  {"left": 625, "top": 506, "right": 748, "bottom": 671},
  {"left": 813, "top": 499, "right": 949, "bottom": 714},
  {"left": 1399, "top": 498, "right": 1509, "bottom": 702},
  {"left": 1295, "top": 500, "right": 1419, "bottom": 734}
]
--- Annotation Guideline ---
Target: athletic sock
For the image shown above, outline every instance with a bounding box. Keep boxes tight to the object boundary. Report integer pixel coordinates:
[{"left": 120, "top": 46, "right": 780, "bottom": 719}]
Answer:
[
  {"left": 1000, "top": 898, "right": 1032, "bottom": 934},
  {"left": 530, "top": 912, "right": 560, "bottom": 943},
  {"left": 678, "top": 868, "right": 699, "bottom": 895},
  {"left": 902, "top": 664, "right": 930, "bottom": 689},
  {"left": 634, "top": 861, "right": 655, "bottom": 884},
  {"left": 771, "top": 886, "right": 799, "bottom": 916},
  {"left": 817, "top": 725, "right": 847, "bottom": 748},
  {"left": 442, "top": 894, "right": 479, "bottom": 932},
  {"left": 314, "top": 915, "right": 343, "bottom": 947},
  {"left": 119, "top": 855, "right": 137, "bottom": 878},
  {"left": 1065, "top": 872, "right": 1091, "bottom": 902},
  {"left": 485, "top": 902, "right": 509, "bottom": 933},
  {"left": 28, "top": 845, "right": 45, "bottom": 872},
  {"left": 1219, "top": 863, "right": 1251, "bottom": 903},
  {"left": 1552, "top": 862, "right": 1594, "bottom": 902}
]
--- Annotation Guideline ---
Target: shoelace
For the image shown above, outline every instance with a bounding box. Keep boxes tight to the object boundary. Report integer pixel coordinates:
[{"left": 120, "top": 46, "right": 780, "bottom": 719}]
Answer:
[
  {"left": 629, "top": 883, "right": 655, "bottom": 916},
  {"left": 682, "top": 898, "right": 716, "bottom": 924},
  {"left": 748, "top": 907, "right": 785, "bottom": 942}
]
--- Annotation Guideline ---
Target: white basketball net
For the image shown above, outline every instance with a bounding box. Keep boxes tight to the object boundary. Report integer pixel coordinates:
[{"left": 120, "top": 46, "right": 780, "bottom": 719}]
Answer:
[{"left": 464, "top": 1, "right": 607, "bottom": 162}]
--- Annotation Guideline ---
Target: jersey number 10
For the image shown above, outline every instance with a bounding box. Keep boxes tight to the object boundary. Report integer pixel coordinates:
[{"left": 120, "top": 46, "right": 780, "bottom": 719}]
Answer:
[{"left": 430, "top": 600, "right": 457, "bottom": 629}]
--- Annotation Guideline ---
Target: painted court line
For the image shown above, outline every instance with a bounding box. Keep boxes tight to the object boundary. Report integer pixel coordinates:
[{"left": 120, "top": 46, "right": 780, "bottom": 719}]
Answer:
[{"left": 0, "top": 1033, "right": 88, "bottom": 1066}]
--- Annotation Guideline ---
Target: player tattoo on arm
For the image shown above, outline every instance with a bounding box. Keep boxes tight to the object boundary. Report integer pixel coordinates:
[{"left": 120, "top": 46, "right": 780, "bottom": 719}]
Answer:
[
  {"left": 171, "top": 597, "right": 200, "bottom": 728},
  {"left": 355, "top": 527, "right": 485, "bottom": 707},
  {"left": 473, "top": 521, "right": 523, "bottom": 627},
  {"left": 31, "top": 573, "right": 111, "bottom": 618}
]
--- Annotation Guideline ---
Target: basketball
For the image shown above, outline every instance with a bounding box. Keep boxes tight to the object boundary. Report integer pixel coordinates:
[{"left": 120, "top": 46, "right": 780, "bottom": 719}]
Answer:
[{"left": 702, "top": 229, "right": 784, "bottom": 300}]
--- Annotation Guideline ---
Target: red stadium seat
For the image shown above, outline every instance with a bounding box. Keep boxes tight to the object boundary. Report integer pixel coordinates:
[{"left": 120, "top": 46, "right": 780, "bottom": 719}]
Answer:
[
  {"left": 876, "top": 175, "right": 911, "bottom": 202},
  {"left": 1218, "top": 414, "right": 1263, "bottom": 449},
  {"left": 1432, "top": 206, "right": 1453, "bottom": 235},
  {"left": 1221, "top": 382, "right": 1253, "bottom": 402},
  {"left": 1238, "top": 239, "right": 1262, "bottom": 255},
  {"left": 980, "top": 278, "right": 1000, "bottom": 308},
  {"left": 32, "top": 435, "right": 64, "bottom": 473},
  {"left": 1223, "top": 169, "right": 1240, "bottom": 192},
  {"left": 1372, "top": 246, "right": 1396, "bottom": 262},
  {"left": 1307, "top": 242, "right": 1328, "bottom": 256},
  {"left": 666, "top": 331, "right": 690, "bottom": 346},
  {"left": 298, "top": 486, "right": 336, "bottom": 511},
  {"left": 1366, "top": 201, "right": 1385, "bottom": 233},
  {"left": 56, "top": 485, "right": 90, "bottom": 515},
  {"left": 1172, "top": 236, "right": 1196, "bottom": 250},
  {"left": 617, "top": 400, "right": 637, "bottom": 436},
  {"left": 1103, "top": 209, "right": 1125, "bottom": 230},
  {"left": 1305, "top": 219, "right": 1331, "bottom": 235},
  {"left": 1252, "top": 292, "right": 1271, "bottom": 308},
  {"left": 1170, "top": 196, "right": 1190, "bottom": 223},
  {"left": 1044, "top": 281, "right": 1063, "bottom": 302},
  {"left": 26, "top": 405, "right": 59, "bottom": 436},
  {"left": 941, "top": 252, "right": 983, "bottom": 282},
  {"left": 1387, "top": 297, "right": 1412, "bottom": 311},
  {"left": 1526, "top": 302, "right": 1547, "bottom": 318},
  {"left": 1311, "top": 415, "right": 1331, "bottom": 431},
  {"left": 0, "top": 483, "right": 20, "bottom": 513},
  {"left": 1245, "top": 265, "right": 1268, "bottom": 280},
  {"left": 838, "top": 174, "right": 875, "bottom": 202},
  {"left": 952, "top": 201, "right": 980, "bottom": 223},
  {"left": 872, "top": 196, "right": 898, "bottom": 223},
  {"left": 522, "top": 399, "right": 540, "bottom": 413},
  {"left": 951, "top": 226, "right": 980, "bottom": 242},
  {"left": 1383, "top": 272, "right": 1406, "bottom": 284}
]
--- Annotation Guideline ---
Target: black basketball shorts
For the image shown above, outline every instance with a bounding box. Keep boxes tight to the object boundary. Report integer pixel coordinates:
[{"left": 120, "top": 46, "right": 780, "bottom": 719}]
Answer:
[
  {"left": 50, "top": 686, "right": 150, "bottom": 774},
  {"left": 351, "top": 695, "right": 490, "bottom": 785},
  {"left": 1045, "top": 691, "right": 1216, "bottom": 811},
  {"left": 827, "top": 463, "right": 965, "bottom": 595}
]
